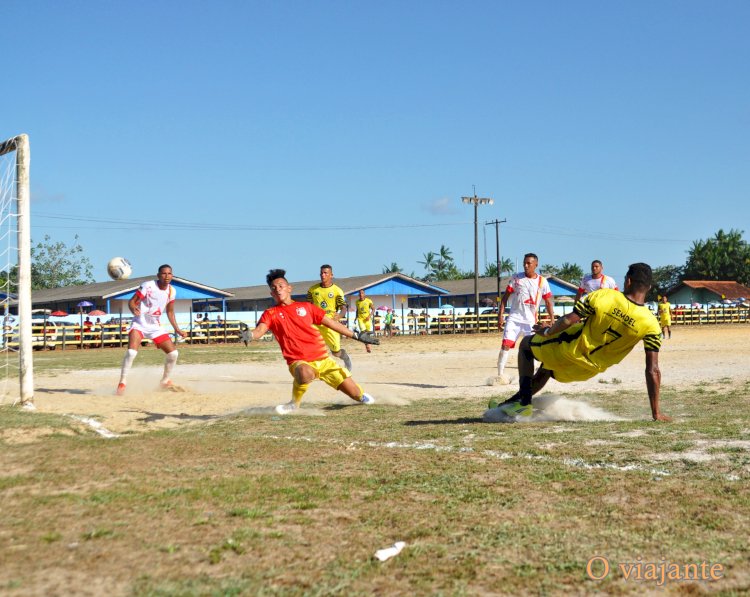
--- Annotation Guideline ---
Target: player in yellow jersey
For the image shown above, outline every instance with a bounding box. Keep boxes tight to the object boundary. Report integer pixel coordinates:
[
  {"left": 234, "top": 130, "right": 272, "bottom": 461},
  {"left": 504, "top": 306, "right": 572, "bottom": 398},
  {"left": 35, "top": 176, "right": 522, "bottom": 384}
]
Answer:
[
  {"left": 658, "top": 295, "right": 673, "bottom": 339},
  {"left": 494, "top": 263, "right": 670, "bottom": 421},
  {"left": 355, "top": 289, "right": 375, "bottom": 353},
  {"left": 307, "top": 264, "right": 353, "bottom": 371}
]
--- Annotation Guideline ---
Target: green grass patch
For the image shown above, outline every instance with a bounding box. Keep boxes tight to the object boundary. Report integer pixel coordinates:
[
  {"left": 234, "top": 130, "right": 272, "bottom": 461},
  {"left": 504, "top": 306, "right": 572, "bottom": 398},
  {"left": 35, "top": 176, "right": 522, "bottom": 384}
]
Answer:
[{"left": 1, "top": 374, "right": 748, "bottom": 594}]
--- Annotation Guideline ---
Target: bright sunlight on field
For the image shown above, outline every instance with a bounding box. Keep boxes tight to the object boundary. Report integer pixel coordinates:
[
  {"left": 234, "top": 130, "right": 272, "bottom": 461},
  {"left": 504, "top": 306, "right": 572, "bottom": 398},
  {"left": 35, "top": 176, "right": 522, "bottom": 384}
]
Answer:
[{"left": 1, "top": 326, "right": 749, "bottom": 595}]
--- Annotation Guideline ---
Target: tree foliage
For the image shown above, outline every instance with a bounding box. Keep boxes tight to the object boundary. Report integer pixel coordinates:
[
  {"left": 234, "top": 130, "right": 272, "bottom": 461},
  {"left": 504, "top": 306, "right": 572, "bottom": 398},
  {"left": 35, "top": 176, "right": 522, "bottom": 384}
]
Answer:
[
  {"left": 648, "top": 265, "right": 685, "bottom": 302},
  {"left": 542, "top": 262, "right": 584, "bottom": 285},
  {"left": 683, "top": 229, "right": 750, "bottom": 285},
  {"left": 418, "top": 245, "right": 473, "bottom": 281},
  {"left": 31, "top": 235, "right": 94, "bottom": 289},
  {"left": 484, "top": 258, "right": 514, "bottom": 278},
  {"left": 382, "top": 262, "right": 403, "bottom": 274}
]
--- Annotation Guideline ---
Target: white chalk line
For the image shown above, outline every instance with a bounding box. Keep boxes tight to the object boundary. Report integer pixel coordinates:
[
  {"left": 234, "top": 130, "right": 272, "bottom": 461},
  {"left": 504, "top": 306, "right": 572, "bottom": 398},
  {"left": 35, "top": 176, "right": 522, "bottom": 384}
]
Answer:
[
  {"left": 67, "top": 415, "right": 119, "bottom": 438},
  {"left": 258, "top": 434, "right": 673, "bottom": 477}
]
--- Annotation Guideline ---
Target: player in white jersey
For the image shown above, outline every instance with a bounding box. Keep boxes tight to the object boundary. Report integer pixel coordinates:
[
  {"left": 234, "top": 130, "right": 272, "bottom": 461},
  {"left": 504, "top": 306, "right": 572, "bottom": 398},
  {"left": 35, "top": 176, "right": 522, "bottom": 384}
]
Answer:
[
  {"left": 575, "top": 260, "right": 618, "bottom": 302},
  {"left": 116, "top": 264, "right": 187, "bottom": 395},
  {"left": 495, "top": 253, "right": 555, "bottom": 383}
]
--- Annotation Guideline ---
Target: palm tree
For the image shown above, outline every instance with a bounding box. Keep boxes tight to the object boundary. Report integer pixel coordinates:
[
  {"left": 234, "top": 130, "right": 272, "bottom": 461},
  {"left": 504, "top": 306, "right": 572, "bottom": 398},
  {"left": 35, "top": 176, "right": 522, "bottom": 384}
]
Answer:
[
  {"left": 382, "top": 262, "right": 403, "bottom": 274},
  {"left": 484, "top": 258, "right": 514, "bottom": 278},
  {"left": 418, "top": 251, "right": 437, "bottom": 281}
]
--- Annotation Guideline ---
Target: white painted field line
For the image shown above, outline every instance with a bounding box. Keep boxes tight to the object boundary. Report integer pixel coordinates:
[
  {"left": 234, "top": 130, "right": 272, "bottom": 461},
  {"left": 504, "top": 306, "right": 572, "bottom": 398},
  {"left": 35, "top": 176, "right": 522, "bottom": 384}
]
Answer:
[
  {"left": 67, "top": 415, "right": 119, "bottom": 439},
  {"left": 259, "top": 434, "right": 672, "bottom": 476}
]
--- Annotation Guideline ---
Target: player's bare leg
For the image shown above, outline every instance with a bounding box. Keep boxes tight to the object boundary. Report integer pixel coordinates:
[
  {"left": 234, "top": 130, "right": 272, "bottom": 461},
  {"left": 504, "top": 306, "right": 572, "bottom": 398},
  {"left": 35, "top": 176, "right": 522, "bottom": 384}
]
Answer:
[
  {"left": 511, "top": 336, "right": 551, "bottom": 405},
  {"left": 337, "top": 377, "right": 374, "bottom": 405}
]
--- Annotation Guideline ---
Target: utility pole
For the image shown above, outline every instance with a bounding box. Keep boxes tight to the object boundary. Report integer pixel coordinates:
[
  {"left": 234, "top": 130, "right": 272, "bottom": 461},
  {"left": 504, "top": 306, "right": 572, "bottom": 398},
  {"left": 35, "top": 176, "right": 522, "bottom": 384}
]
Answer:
[
  {"left": 486, "top": 218, "right": 506, "bottom": 330},
  {"left": 461, "top": 188, "right": 494, "bottom": 317},
  {"left": 485, "top": 218, "right": 507, "bottom": 298}
]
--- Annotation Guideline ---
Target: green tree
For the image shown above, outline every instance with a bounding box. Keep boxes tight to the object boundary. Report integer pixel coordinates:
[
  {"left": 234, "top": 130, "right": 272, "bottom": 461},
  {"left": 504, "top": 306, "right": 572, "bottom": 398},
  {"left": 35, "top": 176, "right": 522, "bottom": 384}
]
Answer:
[
  {"left": 484, "top": 258, "right": 515, "bottom": 278},
  {"left": 648, "top": 265, "right": 684, "bottom": 302},
  {"left": 542, "top": 262, "right": 583, "bottom": 285},
  {"left": 30, "top": 234, "right": 94, "bottom": 289},
  {"left": 382, "top": 262, "right": 403, "bottom": 274},
  {"left": 683, "top": 229, "right": 750, "bottom": 285},
  {"left": 418, "top": 251, "right": 437, "bottom": 281}
]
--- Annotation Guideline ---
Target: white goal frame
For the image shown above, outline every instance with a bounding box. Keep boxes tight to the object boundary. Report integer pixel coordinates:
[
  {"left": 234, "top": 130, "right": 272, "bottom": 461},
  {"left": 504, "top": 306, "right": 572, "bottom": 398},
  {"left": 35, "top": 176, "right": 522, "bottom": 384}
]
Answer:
[{"left": 0, "top": 134, "right": 33, "bottom": 405}]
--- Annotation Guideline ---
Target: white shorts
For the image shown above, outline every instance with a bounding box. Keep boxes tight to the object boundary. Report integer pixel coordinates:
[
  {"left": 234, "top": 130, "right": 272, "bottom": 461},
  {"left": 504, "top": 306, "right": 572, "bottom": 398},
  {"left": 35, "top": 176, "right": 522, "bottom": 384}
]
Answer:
[
  {"left": 501, "top": 318, "right": 535, "bottom": 349},
  {"left": 129, "top": 320, "right": 171, "bottom": 344}
]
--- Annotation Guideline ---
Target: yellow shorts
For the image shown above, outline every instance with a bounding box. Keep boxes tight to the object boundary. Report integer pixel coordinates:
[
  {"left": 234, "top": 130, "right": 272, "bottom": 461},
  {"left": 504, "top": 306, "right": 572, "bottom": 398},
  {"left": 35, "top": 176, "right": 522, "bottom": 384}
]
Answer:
[
  {"left": 317, "top": 325, "right": 341, "bottom": 352},
  {"left": 288, "top": 357, "right": 350, "bottom": 390},
  {"left": 530, "top": 328, "right": 600, "bottom": 383},
  {"left": 660, "top": 316, "right": 671, "bottom": 327},
  {"left": 357, "top": 317, "right": 372, "bottom": 332}
]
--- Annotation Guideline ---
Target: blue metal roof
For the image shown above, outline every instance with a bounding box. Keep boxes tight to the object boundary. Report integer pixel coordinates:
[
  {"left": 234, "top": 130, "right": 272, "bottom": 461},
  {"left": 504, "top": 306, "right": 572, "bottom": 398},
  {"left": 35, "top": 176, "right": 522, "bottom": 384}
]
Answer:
[{"left": 360, "top": 278, "right": 447, "bottom": 296}]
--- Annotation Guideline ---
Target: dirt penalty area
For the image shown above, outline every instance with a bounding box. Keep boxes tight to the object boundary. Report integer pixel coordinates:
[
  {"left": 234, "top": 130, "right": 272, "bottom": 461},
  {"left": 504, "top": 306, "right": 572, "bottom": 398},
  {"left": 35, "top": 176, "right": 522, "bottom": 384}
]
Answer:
[{"left": 13, "top": 324, "right": 750, "bottom": 436}]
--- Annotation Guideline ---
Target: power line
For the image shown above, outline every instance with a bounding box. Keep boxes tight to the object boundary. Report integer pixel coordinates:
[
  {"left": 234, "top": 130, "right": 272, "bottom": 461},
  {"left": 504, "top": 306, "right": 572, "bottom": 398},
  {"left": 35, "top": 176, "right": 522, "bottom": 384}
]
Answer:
[{"left": 33, "top": 211, "right": 692, "bottom": 243}]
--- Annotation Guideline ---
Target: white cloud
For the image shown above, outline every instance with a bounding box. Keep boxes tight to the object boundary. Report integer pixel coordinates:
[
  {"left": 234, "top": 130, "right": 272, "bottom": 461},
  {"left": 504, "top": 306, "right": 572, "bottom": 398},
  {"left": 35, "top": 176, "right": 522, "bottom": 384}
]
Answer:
[{"left": 423, "top": 197, "right": 458, "bottom": 215}]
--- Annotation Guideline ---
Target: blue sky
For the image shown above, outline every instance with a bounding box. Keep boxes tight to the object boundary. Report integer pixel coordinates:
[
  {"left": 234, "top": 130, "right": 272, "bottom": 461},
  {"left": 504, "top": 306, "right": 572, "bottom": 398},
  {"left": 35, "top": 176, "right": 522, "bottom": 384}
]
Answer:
[{"left": 3, "top": 1, "right": 748, "bottom": 289}]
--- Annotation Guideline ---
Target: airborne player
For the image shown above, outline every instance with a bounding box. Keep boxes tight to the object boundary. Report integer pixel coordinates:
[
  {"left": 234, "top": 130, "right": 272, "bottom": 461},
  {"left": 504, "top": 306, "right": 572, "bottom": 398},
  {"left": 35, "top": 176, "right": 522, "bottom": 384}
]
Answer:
[{"left": 494, "top": 263, "right": 670, "bottom": 422}]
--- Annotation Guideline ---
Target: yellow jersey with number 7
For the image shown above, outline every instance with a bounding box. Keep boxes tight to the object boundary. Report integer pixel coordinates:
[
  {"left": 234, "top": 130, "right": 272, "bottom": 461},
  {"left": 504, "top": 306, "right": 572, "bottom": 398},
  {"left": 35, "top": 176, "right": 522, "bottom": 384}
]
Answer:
[{"left": 530, "top": 289, "right": 662, "bottom": 383}]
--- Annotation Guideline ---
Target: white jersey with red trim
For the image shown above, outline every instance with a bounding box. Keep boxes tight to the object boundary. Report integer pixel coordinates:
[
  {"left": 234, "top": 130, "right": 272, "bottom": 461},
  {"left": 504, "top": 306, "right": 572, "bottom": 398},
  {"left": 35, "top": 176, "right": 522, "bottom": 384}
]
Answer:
[
  {"left": 578, "top": 273, "right": 618, "bottom": 296},
  {"left": 133, "top": 280, "right": 175, "bottom": 328},
  {"left": 505, "top": 272, "right": 552, "bottom": 325}
]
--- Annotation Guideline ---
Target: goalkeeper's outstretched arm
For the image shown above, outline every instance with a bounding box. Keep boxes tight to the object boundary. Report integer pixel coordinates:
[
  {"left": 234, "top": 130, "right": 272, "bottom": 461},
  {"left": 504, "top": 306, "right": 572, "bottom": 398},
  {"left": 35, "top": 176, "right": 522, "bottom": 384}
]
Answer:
[
  {"left": 322, "top": 316, "right": 379, "bottom": 345},
  {"left": 246, "top": 322, "right": 269, "bottom": 343}
]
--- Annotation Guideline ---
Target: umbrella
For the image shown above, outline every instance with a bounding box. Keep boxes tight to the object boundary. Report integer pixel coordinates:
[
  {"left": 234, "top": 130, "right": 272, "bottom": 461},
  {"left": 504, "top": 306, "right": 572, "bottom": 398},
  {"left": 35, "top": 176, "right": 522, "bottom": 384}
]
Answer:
[
  {"left": 439, "top": 304, "right": 455, "bottom": 310},
  {"left": 89, "top": 309, "right": 106, "bottom": 316},
  {"left": 51, "top": 310, "right": 68, "bottom": 316},
  {"left": 77, "top": 301, "right": 94, "bottom": 308},
  {"left": 376, "top": 305, "right": 389, "bottom": 311}
]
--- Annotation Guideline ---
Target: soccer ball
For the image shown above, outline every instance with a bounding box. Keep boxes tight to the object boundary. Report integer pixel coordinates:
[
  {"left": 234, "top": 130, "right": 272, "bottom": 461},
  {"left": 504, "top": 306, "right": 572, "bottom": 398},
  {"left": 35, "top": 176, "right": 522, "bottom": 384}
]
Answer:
[{"left": 107, "top": 257, "right": 132, "bottom": 280}]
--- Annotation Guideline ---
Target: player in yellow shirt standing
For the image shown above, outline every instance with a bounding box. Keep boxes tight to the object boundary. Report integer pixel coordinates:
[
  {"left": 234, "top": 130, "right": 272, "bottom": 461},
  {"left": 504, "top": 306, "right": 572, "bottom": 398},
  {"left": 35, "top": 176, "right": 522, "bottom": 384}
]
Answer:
[
  {"left": 658, "top": 295, "right": 673, "bottom": 339},
  {"left": 355, "top": 289, "right": 375, "bottom": 353},
  {"left": 307, "top": 264, "right": 353, "bottom": 371},
  {"left": 493, "top": 262, "right": 670, "bottom": 422}
]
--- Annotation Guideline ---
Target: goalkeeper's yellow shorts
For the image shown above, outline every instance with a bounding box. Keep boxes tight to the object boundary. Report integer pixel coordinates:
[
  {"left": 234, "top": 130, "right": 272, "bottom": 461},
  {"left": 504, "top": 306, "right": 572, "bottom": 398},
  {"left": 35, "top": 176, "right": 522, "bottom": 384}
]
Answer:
[{"left": 289, "top": 357, "right": 350, "bottom": 390}]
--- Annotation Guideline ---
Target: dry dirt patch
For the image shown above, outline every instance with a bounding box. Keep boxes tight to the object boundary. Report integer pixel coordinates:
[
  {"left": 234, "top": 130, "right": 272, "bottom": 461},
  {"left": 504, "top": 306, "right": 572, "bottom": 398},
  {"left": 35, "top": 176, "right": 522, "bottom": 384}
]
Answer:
[{"left": 22, "top": 325, "right": 750, "bottom": 435}]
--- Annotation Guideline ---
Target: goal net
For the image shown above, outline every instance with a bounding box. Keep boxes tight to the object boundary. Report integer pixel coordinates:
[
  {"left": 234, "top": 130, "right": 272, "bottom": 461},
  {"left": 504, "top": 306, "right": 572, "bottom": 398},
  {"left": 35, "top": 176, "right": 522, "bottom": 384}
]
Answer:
[{"left": 0, "top": 134, "right": 33, "bottom": 407}]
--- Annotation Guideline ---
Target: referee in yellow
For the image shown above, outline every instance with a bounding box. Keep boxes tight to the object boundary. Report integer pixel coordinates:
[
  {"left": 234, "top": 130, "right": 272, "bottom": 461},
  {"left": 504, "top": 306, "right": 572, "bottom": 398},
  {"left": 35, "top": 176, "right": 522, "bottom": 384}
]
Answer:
[
  {"left": 495, "top": 263, "right": 671, "bottom": 422},
  {"left": 307, "top": 264, "right": 353, "bottom": 371}
]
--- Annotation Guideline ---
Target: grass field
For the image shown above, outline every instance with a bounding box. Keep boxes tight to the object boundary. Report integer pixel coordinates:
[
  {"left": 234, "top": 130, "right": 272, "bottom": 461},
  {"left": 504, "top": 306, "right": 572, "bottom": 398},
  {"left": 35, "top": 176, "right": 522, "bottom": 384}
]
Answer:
[{"left": 1, "top": 335, "right": 749, "bottom": 595}]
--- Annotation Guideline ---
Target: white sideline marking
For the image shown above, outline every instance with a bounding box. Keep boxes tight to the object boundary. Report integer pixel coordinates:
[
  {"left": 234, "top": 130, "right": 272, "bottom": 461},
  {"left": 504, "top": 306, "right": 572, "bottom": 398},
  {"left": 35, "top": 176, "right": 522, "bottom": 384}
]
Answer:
[
  {"left": 260, "top": 434, "right": 672, "bottom": 477},
  {"left": 67, "top": 415, "right": 119, "bottom": 439}
]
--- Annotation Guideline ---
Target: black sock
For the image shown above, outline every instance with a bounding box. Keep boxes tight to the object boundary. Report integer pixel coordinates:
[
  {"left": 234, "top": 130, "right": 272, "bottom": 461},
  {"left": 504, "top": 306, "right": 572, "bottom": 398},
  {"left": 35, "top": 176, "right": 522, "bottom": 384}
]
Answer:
[{"left": 519, "top": 376, "right": 532, "bottom": 406}]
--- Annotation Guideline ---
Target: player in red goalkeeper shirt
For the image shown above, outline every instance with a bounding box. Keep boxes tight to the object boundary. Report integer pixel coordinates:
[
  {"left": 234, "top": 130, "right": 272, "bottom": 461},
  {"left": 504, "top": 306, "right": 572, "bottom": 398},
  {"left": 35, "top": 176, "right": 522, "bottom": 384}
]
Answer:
[{"left": 246, "top": 269, "right": 379, "bottom": 414}]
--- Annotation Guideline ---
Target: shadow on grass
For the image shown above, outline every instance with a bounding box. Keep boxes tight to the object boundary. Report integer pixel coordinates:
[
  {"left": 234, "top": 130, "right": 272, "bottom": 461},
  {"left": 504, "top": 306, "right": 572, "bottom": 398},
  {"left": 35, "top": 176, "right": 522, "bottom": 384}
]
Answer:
[
  {"left": 132, "top": 410, "right": 221, "bottom": 423},
  {"left": 404, "top": 417, "right": 484, "bottom": 426},
  {"left": 367, "top": 382, "right": 448, "bottom": 389}
]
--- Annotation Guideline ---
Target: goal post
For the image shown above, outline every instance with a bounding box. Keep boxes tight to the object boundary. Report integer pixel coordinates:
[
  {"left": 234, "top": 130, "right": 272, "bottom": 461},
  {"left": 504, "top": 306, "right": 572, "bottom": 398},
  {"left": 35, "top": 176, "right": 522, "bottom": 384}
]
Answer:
[{"left": 0, "top": 133, "right": 33, "bottom": 407}]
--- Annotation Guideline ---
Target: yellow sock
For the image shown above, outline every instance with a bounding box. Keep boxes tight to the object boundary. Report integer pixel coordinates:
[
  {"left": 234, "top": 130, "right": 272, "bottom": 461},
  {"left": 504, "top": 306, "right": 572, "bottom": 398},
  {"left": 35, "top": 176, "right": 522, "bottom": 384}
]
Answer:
[{"left": 292, "top": 381, "right": 309, "bottom": 406}]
